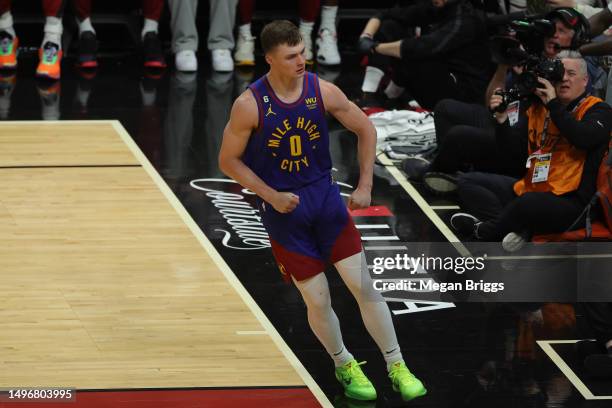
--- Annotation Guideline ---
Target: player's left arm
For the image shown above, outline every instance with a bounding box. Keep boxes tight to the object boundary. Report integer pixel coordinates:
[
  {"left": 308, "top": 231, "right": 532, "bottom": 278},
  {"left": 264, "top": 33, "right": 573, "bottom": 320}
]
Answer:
[{"left": 319, "top": 79, "right": 377, "bottom": 210}]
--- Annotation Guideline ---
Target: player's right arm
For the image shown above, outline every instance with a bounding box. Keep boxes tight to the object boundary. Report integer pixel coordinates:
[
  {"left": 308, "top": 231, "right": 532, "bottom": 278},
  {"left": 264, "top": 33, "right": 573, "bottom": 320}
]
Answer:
[{"left": 218, "top": 91, "right": 299, "bottom": 213}]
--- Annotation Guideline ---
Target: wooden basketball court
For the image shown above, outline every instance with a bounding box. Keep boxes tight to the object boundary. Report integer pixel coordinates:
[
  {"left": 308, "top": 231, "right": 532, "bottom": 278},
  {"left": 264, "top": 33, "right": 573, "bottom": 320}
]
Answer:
[{"left": 0, "top": 121, "right": 327, "bottom": 406}]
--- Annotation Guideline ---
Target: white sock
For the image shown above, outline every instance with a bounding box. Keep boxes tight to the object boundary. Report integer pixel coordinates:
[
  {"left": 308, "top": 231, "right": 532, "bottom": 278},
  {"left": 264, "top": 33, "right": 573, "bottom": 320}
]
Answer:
[
  {"left": 384, "top": 80, "right": 405, "bottom": 99},
  {"left": 361, "top": 66, "right": 384, "bottom": 93},
  {"left": 238, "top": 23, "right": 252, "bottom": 38},
  {"left": 299, "top": 20, "right": 314, "bottom": 37},
  {"left": 43, "top": 16, "right": 62, "bottom": 50},
  {"left": 292, "top": 273, "right": 354, "bottom": 368},
  {"left": 0, "top": 12, "right": 16, "bottom": 37},
  {"left": 332, "top": 345, "right": 355, "bottom": 368},
  {"left": 78, "top": 17, "right": 95, "bottom": 36},
  {"left": 141, "top": 18, "right": 158, "bottom": 39},
  {"left": 383, "top": 349, "right": 404, "bottom": 371},
  {"left": 334, "top": 252, "right": 404, "bottom": 371},
  {"left": 320, "top": 5, "right": 338, "bottom": 32},
  {"left": 140, "top": 84, "right": 156, "bottom": 107}
]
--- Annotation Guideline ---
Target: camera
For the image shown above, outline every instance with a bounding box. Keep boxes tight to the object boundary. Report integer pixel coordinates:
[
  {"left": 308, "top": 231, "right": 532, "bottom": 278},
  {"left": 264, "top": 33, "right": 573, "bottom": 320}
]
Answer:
[
  {"left": 493, "top": 88, "right": 520, "bottom": 113},
  {"left": 489, "top": 16, "right": 566, "bottom": 111}
]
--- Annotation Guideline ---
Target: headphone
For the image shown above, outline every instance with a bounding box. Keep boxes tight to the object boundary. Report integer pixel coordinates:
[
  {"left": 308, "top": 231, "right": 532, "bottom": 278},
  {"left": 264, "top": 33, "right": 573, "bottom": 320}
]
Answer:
[{"left": 545, "top": 7, "right": 590, "bottom": 49}]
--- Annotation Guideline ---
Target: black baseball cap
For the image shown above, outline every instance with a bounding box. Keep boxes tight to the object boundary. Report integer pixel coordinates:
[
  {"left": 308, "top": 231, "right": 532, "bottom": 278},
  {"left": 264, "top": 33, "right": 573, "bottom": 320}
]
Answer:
[{"left": 546, "top": 7, "right": 584, "bottom": 30}]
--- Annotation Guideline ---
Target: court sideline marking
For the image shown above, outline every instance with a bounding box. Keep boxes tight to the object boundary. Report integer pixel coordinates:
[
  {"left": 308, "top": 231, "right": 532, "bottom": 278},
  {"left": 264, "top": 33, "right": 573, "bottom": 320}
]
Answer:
[
  {"left": 110, "top": 120, "right": 332, "bottom": 408},
  {"left": 377, "top": 152, "right": 471, "bottom": 257},
  {"left": 537, "top": 340, "right": 612, "bottom": 400}
]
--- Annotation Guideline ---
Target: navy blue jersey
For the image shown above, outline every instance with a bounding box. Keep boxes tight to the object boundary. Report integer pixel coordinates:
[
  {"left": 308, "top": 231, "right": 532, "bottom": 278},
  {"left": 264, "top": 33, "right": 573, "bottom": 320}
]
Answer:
[{"left": 243, "top": 72, "right": 331, "bottom": 191}]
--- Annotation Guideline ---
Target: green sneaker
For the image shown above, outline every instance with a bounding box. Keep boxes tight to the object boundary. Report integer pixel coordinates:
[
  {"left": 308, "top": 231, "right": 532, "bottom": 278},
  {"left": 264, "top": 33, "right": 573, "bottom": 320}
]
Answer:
[
  {"left": 335, "top": 360, "right": 377, "bottom": 401},
  {"left": 388, "top": 361, "right": 427, "bottom": 401}
]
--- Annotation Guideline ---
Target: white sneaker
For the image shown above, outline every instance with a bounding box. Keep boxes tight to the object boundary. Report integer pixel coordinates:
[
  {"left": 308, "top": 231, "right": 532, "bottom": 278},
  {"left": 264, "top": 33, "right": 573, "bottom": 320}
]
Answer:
[
  {"left": 502, "top": 232, "right": 528, "bottom": 252},
  {"left": 175, "top": 50, "right": 197, "bottom": 72},
  {"left": 212, "top": 49, "right": 233, "bottom": 72},
  {"left": 300, "top": 31, "right": 313, "bottom": 63},
  {"left": 316, "top": 28, "right": 341, "bottom": 65},
  {"left": 234, "top": 34, "right": 255, "bottom": 66}
]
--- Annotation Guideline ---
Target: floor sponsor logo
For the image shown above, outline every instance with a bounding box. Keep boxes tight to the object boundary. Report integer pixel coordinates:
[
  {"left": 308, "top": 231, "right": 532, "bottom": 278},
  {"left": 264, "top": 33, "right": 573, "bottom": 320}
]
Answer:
[{"left": 190, "top": 178, "right": 270, "bottom": 250}]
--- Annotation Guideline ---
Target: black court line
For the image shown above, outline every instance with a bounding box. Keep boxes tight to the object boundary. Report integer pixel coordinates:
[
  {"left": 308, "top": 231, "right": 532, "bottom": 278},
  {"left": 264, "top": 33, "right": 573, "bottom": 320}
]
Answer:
[{"left": 0, "top": 164, "right": 142, "bottom": 169}]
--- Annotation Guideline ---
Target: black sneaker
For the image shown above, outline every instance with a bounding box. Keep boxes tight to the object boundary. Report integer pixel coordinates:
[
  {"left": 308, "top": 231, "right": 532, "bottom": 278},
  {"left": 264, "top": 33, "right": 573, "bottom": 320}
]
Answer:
[
  {"left": 423, "top": 171, "right": 458, "bottom": 195},
  {"left": 77, "top": 31, "right": 97, "bottom": 68},
  {"left": 142, "top": 31, "right": 166, "bottom": 68},
  {"left": 401, "top": 156, "right": 431, "bottom": 181},
  {"left": 450, "top": 212, "right": 481, "bottom": 236}
]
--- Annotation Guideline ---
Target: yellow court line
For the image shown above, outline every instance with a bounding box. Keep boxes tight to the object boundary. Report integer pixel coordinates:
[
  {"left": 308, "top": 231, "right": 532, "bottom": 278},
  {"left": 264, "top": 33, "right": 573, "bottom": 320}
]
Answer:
[
  {"left": 377, "top": 151, "right": 471, "bottom": 257},
  {"left": 537, "top": 340, "right": 612, "bottom": 400},
  {"left": 110, "top": 120, "right": 332, "bottom": 408}
]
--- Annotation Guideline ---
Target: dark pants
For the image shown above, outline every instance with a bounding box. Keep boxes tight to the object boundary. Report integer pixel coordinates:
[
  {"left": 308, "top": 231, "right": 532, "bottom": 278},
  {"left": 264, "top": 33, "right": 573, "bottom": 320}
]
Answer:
[
  {"left": 458, "top": 172, "right": 586, "bottom": 240},
  {"left": 580, "top": 303, "right": 612, "bottom": 348},
  {"left": 371, "top": 20, "right": 485, "bottom": 110},
  {"left": 431, "top": 99, "right": 525, "bottom": 177}
]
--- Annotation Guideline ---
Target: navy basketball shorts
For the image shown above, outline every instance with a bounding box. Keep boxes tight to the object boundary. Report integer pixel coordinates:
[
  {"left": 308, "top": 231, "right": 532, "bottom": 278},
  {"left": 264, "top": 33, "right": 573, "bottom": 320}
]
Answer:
[{"left": 259, "top": 176, "right": 362, "bottom": 281}]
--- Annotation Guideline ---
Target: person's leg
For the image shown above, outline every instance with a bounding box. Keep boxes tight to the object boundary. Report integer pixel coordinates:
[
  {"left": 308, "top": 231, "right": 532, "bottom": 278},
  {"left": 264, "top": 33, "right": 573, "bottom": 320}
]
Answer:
[
  {"left": 316, "top": 0, "right": 340, "bottom": 65},
  {"left": 315, "top": 180, "right": 426, "bottom": 401},
  {"left": 581, "top": 303, "right": 612, "bottom": 351},
  {"left": 298, "top": 0, "right": 320, "bottom": 62},
  {"left": 168, "top": 0, "right": 198, "bottom": 71},
  {"left": 142, "top": 0, "right": 166, "bottom": 68},
  {"left": 168, "top": 0, "right": 197, "bottom": 53},
  {"left": 72, "top": 0, "right": 97, "bottom": 68},
  {"left": 454, "top": 172, "right": 517, "bottom": 238},
  {"left": 209, "top": 0, "right": 237, "bottom": 72},
  {"left": 142, "top": 0, "right": 163, "bottom": 37},
  {"left": 291, "top": 272, "right": 377, "bottom": 400},
  {"left": 234, "top": 0, "right": 255, "bottom": 66},
  {"left": 433, "top": 99, "right": 493, "bottom": 146},
  {"left": 37, "top": 0, "right": 65, "bottom": 79},
  {"left": 430, "top": 125, "right": 496, "bottom": 174},
  {"left": 0, "top": 0, "right": 17, "bottom": 69},
  {"left": 493, "top": 192, "right": 585, "bottom": 240},
  {"left": 581, "top": 303, "right": 612, "bottom": 377},
  {"left": 359, "top": 19, "right": 407, "bottom": 104},
  {"left": 398, "top": 60, "right": 463, "bottom": 110},
  {"left": 208, "top": 0, "right": 236, "bottom": 50}
]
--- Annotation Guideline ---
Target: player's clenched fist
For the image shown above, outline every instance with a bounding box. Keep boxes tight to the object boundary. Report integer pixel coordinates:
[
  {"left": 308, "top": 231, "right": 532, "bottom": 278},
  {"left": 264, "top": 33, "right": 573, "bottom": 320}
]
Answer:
[{"left": 270, "top": 192, "right": 300, "bottom": 213}]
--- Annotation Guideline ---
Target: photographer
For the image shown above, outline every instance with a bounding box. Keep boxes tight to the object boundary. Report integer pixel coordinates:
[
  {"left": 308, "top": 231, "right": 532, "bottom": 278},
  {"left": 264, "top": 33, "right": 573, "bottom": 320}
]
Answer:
[
  {"left": 401, "top": 8, "right": 592, "bottom": 192},
  {"left": 449, "top": 54, "right": 611, "bottom": 248},
  {"left": 356, "top": 0, "right": 491, "bottom": 110}
]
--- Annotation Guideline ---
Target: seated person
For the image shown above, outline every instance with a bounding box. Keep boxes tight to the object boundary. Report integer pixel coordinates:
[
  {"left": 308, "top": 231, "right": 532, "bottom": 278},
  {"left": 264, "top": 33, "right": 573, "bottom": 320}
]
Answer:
[
  {"left": 449, "top": 54, "right": 611, "bottom": 249},
  {"left": 580, "top": 303, "right": 612, "bottom": 378},
  {"left": 401, "top": 8, "right": 592, "bottom": 193},
  {"left": 357, "top": 0, "right": 492, "bottom": 111}
]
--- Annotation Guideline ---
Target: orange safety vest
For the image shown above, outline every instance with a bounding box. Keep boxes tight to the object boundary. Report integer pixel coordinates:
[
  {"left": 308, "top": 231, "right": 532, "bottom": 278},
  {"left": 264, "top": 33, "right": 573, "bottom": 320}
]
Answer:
[{"left": 514, "top": 95, "right": 602, "bottom": 196}]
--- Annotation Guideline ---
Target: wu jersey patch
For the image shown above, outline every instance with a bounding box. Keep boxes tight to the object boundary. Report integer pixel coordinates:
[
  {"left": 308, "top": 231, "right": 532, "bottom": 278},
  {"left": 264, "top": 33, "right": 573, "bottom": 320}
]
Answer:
[{"left": 305, "top": 97, "right": 318, "bottom": 110}]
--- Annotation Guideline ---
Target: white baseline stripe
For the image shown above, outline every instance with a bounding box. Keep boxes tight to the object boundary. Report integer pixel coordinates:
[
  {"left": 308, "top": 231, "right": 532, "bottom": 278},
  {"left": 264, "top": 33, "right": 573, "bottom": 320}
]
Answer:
[
  {"left": 362, "top": 236, "right": 400, "bottom": 241},
  {"left": 111, "top": 121, "right": 331, "bottom": 408},
  {"left": 356, "top": 224, "right": 390, "bottom": 229},
  {"left": 537, "top": 340, "right": 612, "bottom": 400}
]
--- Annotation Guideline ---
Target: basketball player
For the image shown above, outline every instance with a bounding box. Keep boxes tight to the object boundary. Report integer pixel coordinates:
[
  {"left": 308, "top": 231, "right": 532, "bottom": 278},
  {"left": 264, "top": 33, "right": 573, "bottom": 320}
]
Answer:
[{"left": 218, "top": 20, "right": 426, "bottom": 402}]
